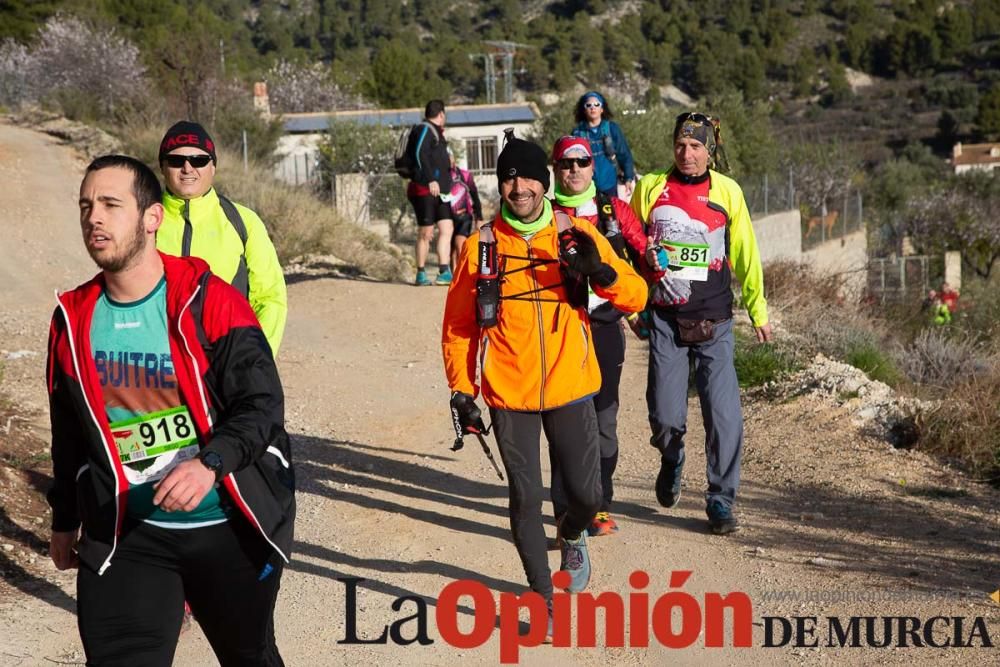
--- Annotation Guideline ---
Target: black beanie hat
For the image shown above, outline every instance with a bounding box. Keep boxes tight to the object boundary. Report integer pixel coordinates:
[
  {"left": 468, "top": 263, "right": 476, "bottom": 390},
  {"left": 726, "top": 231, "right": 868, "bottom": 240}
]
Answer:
[
  {"left": 159, "top": 121, "right": 217, "bottom": 163},
  {"left": 496, "top": 138, "right": 550, "bottom": 191}
]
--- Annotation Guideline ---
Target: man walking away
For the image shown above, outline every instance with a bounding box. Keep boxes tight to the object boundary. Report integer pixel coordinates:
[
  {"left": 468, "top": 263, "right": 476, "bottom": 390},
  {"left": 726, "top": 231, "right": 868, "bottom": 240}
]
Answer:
[{"left": 406, "top": 100, "right": 454, "bottom": 285}]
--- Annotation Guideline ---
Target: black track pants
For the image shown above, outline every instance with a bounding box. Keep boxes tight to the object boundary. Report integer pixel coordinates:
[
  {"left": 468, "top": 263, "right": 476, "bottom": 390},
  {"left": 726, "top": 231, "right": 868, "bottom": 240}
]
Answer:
[
  {"left": 490, "top": 400, "right": 602, "bottom": 601},
  {"left": 551, "top": 321, "right": 625, "bottom": 516},
  {"left": 77, "top": 519, "right": 284, "bottom": 667}
]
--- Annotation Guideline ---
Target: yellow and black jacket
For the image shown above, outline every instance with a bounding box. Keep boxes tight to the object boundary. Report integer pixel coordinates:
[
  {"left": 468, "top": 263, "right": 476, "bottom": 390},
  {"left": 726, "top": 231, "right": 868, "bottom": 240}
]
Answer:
[{"left": 158, "top": 188, "right": 287, "bottom": 355}]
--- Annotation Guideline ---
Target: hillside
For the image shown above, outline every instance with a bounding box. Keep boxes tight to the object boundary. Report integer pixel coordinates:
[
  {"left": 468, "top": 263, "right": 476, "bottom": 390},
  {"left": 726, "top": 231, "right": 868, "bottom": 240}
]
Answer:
[
  {"left": 1, "top": 119, "right": 999, "bottom": 665},
  {"left": 1, "top": 0, "right": 998, "bottom": 158}
]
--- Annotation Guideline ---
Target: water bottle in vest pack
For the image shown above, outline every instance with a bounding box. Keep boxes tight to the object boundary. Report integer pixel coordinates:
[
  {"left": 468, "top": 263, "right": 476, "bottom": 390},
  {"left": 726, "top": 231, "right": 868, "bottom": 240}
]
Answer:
[{"left": 476, "top": 225, "right": 499, "bottom": 328}]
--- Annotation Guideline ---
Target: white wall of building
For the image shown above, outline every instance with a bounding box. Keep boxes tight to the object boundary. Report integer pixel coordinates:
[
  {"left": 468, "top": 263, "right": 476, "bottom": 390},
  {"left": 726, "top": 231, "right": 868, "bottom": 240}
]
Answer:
[{"left": 274, "top": 120, "right": 535, "bottom": 187}]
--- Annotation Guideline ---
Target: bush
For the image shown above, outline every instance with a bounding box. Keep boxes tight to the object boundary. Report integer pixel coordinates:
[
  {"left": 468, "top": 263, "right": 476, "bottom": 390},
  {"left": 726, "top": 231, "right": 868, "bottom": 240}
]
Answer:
[
  {"left": 1, "top": 14, "right": 149, "bottom": 121},
  {"left": 844, "top": 341, "right": 903, "bottom": 387},
  {"left": 761, "top": 259, "right": 845, "bottom": 307},
  {"left": 0, "top": 40, "right": 31, "bottom": 108},
  {"left": 734, "top": 337, "right": 800, "bottom": 388},
  {"left": 894, "top": 328, "right": 990, "bottom": 388},
  {"left": 918, "top": 365, "right": 1000, "bottom": 482}
]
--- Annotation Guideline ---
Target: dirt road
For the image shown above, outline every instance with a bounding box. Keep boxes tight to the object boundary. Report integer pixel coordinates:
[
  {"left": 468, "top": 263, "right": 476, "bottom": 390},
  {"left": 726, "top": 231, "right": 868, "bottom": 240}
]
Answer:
[{"left": 0, "top": 121, "right": 997, "bottom": 666}]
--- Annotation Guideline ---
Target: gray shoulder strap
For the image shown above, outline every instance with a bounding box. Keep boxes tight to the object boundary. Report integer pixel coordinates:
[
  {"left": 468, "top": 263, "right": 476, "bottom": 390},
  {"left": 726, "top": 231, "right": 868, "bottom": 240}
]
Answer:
[
  {"left": 553, "top": 209, "right": 574, "bottom": 233},
  {"left": 217, "top": 194, "right": 249, "bottom": 298}
]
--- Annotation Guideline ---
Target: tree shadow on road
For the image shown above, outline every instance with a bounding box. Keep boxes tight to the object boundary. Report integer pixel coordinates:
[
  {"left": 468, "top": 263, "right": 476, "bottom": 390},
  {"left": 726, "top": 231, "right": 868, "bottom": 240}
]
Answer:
[
  {"left": 292, "top": 434, "right": 511, "bottom": 542},
  {"left": 0, "top": 505, "right": 75, "bottom": 613},
  {"left": 737, "top": 480, "right": 998, "bottom": 595}
]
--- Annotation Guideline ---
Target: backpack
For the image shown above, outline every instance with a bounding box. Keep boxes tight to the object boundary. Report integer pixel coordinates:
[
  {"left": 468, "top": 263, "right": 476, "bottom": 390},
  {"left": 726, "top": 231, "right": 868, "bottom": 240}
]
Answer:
[
  {"left": 180, "top": 194, "right": 249, "bottom": 298},
  {"left": 393, "top": 121, "right": 435, "bottom": 179},
  {"left": 575, "top": 122, "right": 622, "bottom": 183},
  {"left": 448, "top": 168, "right": 476, "bottom": 218}
]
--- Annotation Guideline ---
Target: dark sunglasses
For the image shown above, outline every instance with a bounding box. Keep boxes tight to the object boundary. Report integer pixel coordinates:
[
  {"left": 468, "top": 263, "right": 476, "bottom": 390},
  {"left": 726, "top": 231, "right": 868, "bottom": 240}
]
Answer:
[
  {"left": 675, "top": 111, "right": 712, "bottom": 125},
  {"left": 164, "top": 154, "right": 213, "bottom": 168},
  {"left": 556, "top": 157, "right": 593, "bottom": 170},
  {"left": 584, "top": 102, "right": 602, "bottom": 109}
]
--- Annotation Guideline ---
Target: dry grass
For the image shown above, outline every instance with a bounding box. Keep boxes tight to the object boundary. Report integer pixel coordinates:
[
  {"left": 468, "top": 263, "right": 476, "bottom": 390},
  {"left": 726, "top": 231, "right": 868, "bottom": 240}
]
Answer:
[
  {"left": 763, "top": 260, "right": 900, "bottom": 383},
  {"left": 763, "top": 259, "right": 1000, "bottom": 483},
  {"left": 918, "top": 367, "right": 1000, "bottom": 482},
  {"left": 895, "top": 328, "right": 992, "bottom": 389}
]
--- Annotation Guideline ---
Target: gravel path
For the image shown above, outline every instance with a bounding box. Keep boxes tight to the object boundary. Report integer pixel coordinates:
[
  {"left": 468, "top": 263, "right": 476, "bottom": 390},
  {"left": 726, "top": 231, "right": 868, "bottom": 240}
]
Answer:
[{"left": 0, "top": 121, "right": 996, "bottom": 666}]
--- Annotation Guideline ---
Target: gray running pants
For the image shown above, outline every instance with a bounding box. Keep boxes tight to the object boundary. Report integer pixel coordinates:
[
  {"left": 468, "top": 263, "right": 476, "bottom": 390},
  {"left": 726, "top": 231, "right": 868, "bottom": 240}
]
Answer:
[{"left": 646, "top": 312, "right": 743, "bottom": 508}]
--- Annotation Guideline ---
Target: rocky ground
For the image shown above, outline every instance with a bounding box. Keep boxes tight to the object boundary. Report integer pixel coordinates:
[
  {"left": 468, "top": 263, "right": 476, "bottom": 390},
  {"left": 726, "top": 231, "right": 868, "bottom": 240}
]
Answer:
[{"left": 0, "top": 121, "right": 997, "bottom": 666}]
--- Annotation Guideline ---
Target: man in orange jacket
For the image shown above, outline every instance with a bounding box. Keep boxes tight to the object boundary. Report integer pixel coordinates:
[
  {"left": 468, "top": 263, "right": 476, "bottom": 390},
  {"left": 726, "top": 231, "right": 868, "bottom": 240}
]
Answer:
[{"left": 441, "top": 138, "right": 647, "bottom": 609}]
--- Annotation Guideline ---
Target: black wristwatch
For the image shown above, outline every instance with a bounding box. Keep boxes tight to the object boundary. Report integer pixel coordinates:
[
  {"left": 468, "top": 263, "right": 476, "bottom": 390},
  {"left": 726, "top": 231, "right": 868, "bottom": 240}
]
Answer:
[{"left": 198, "top": 450, "right": 224, "bottom": 482}]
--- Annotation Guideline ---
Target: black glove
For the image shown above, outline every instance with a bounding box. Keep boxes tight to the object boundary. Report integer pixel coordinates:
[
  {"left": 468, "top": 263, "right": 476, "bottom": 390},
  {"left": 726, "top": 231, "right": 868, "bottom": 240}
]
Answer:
[
  {"left": 558, "top": 227, "right": 603, "bottom": 276},
  {"left": 450, "top": 391, "right": 485, "bottom": 436}
]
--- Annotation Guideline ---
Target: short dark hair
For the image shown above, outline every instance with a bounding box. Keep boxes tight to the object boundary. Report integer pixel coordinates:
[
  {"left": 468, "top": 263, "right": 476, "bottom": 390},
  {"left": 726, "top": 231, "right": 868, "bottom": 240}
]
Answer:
[
  {"left": 425, "top": 99, "right": 446, "bottom": 119},
  {"left": 85, "top": 155, "right": 162, "bottom": 214},
  {"left": 574, "top": 92, "right": 614, "bottom": 124}
]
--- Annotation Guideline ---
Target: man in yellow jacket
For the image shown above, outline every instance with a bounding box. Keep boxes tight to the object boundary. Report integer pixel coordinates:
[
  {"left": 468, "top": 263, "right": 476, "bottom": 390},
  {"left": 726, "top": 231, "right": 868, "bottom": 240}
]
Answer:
[
  {"left": 631, "top": 112, "right": 772, "bottom": 535},
  {"left": 156, "top": 121, "right": 287, "bottom": 355},
  {"left": 442, "top": 138, "right": 646, "bottom": 611}
]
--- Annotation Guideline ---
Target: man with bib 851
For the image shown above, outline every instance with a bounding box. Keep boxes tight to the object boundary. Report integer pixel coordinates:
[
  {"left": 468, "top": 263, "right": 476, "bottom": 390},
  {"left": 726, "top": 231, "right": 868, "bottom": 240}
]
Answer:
[{"left": 630, "top": 112, "right": 772, "bottom": 535}]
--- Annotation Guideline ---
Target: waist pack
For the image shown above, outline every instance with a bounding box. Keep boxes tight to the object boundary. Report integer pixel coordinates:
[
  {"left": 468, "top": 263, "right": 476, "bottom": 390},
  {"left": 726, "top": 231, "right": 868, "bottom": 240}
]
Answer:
[{"left": 676, "top": 318, "right": 715, "bottom": 344}]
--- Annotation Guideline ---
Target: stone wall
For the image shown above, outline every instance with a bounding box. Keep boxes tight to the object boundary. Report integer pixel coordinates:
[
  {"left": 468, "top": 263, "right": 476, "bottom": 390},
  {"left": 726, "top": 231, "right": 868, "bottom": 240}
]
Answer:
[{"left": 754, "top": 209, "right": 802, "bottom": 263}]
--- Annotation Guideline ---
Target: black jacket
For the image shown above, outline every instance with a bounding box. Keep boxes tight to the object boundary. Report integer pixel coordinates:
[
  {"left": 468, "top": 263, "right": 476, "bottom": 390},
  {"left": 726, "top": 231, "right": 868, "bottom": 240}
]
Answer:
[
  {"left": 46, "top": 253, "right": 295, "bottom": 574},
  {"left": 411, "top": 121, "right": 451, "bottom": 190}
]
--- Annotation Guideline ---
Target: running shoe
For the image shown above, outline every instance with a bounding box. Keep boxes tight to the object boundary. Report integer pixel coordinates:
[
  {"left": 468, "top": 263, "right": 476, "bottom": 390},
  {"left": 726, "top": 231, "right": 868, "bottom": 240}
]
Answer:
[
  {"left": 587, "top": 511, "right": 619, "bottom": 536},
  {"left": 542, "top": 604, "right": 554, "bottom": 644},
  {"left": 435, "top": 269, "right": 453, "bottom": 285},
  {"left": 414, "top": 270, "right": 432, "bottom": 286},
  {"left": 557, "top": 531, "right": 591, "bottom": 593},
  {"left": 656, "top": 457, "right": 683, "bottom": 508},
  {"left": 707, "top": 500, "right": 740, "bottom": 535}
]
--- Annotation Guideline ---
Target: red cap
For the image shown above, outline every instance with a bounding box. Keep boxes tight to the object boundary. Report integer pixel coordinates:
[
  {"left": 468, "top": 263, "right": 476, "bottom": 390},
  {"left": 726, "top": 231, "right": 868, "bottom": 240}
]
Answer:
[{"left": 551, "top": 136, "right": 592, "bottom": 162}]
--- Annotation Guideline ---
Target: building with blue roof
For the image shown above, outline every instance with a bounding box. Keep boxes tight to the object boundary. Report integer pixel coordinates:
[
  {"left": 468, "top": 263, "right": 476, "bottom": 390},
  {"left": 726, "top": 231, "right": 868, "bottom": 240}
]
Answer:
[{"left": 276, "top": 102, "right": 540, "bottom": 186}]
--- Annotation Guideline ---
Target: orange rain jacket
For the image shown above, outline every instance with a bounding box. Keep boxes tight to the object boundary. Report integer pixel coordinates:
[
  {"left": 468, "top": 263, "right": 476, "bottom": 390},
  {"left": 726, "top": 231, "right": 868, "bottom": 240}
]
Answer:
[{"left": 442, "top": 211, "right": 647, "bottom": 412}]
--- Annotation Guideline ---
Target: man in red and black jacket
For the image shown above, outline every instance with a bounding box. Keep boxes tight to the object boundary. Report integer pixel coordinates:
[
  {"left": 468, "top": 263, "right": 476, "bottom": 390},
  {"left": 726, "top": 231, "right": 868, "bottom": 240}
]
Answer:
[
  {"left": 406, "top": 99, "right": 454, "bottom": 285},
  {"left": 549, "top": 136, "right": 649, "bottom": 537},
  {"left": 47, "top": 155, "right": 294, "bottom": 666}
]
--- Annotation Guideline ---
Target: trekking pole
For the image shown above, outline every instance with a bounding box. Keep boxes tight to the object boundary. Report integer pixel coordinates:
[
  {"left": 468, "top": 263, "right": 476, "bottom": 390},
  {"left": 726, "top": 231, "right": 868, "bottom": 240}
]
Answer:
[
  {"left": 472, "top": 430, "right": 504, "bottom": 481},
  {"left": 450, "top": 404, "right": 504, "bottom": 481}
]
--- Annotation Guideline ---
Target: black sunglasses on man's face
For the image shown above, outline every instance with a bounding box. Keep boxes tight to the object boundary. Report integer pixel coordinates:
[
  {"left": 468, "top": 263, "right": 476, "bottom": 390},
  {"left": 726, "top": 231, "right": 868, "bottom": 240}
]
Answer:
[
  {"left": 164, "top": 154, "right": 212, "bottom": 169},
  {"left": 555, "top": 157, "right": 593, "bottom": 170}
]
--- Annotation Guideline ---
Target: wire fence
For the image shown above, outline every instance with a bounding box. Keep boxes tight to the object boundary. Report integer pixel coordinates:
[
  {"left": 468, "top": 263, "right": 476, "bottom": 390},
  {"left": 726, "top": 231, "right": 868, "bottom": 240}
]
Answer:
[
  {"left": 865, "top": 254, "right": 944, "bottom": 304},
  {"left": 742, "top": 171, "right": 865, "bottom": 251}
]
